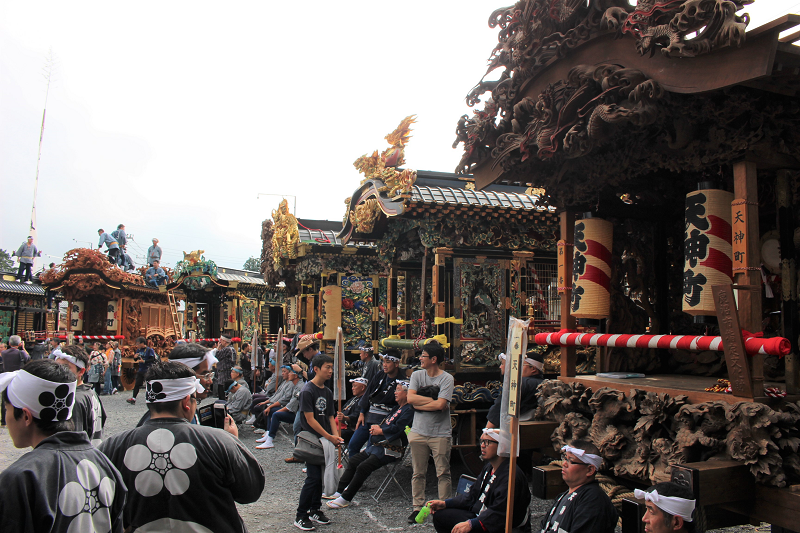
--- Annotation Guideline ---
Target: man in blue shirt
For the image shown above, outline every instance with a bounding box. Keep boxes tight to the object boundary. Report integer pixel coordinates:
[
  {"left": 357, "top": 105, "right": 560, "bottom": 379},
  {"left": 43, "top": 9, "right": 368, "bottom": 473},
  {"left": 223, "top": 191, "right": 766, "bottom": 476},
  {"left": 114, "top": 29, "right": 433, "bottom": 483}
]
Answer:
[
  {"left": 146, "top": 260, "right": 168, "bottom": 287},
  {"left": 127, "top": 337, "right": 157, "bottom": 405},
  {"left": 97, "top": 228, "right": 121, "bottom": 265},
  {"left": 111, "top": 224, "right": 127, "bottom": 267}
]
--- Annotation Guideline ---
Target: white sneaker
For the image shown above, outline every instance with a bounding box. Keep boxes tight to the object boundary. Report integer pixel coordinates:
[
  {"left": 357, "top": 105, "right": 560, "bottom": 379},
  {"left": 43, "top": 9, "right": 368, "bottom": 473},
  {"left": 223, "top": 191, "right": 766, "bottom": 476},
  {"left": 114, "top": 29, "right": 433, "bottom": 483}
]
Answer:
[
  {"left": 256, "top": 434, "right": 271, "bottom": 443},
  {"left": 254, "top": 428, "right": 266, "bottom": 434},
  {"left": 255, "top": 440, "right": 274, "bottom": 449},
  {"left": 244, "top": 414, "right": 256, "bottom": 425}
]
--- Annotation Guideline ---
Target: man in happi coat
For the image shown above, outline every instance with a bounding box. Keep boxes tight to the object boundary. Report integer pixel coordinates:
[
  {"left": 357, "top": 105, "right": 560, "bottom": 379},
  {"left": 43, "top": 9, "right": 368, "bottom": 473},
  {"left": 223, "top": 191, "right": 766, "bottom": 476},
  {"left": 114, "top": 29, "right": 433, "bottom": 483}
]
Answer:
[
  {"left": 636, "top": 482, "right": 696, "bottom": 533},
  {"left": 427, "top": 427, "right": 532, "bottom": 533},
  {"left": 213, "top": 335, "right": 236, "bottom": 400},
  {"left": 0, "top": 359, "right": 127, "bottom": 533},
  {"left": 55, "top": 344, "right": 106, "bottom": 445},
  {"left": 348, "top": 348, "right": 402, "bottom": 456},
  {"left": 100, "top": 360, "right": 264, "bottom": 533},
  {"left": 540, "top": 441, "right": 618, "bottom": 533}
]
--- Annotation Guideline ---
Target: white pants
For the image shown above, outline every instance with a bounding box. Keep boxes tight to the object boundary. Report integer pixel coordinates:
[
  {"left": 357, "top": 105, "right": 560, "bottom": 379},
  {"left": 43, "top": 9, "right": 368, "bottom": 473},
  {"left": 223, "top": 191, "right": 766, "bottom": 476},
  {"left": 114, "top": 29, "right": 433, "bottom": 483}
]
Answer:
[{"left": 320, "top": 437, "right": 341, "bottom": 496}]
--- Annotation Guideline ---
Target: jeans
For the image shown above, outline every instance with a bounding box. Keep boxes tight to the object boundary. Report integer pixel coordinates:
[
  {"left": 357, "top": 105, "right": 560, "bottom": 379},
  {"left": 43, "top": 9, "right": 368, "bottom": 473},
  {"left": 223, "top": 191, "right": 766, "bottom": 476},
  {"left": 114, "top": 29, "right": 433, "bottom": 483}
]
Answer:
[
  {"left": 16, "top": 262, "right": 32, "bottom": 282},
  {"left": 432, "top": 508, "right": 476, "bottom": 533},
  {"left": 297, "top": 462, "right": 323, "bottom": 520},
  {"left": 268, "top": 409, "right": 296, "bottom": 437},
  {"left": 104, "top": 368, "right": 113, "bottom": 394},
  {"left": 408, "top": 431, "right": 452, "bottom": 510},
  {"left": 347, "top": 412, "right": 383, "bottom": 456},
  {"left": 337, "top": 451, "right": 394, "bottom": 501},
  {"left": 293, "top": 410, "right": 303, "bottom": 444}
]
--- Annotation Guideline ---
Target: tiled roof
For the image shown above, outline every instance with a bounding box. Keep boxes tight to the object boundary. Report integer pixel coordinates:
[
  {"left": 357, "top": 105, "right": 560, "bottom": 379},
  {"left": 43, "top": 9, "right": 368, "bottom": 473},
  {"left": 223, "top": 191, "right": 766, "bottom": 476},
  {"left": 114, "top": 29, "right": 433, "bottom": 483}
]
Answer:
[
  {"left": 0, "top": 280, "right": 46, "bottom": 296},
  {"left": 217, "top": 271, "right": 265, "bottom": 285},
  {"left": 298, "top": 226, "right": 342, "bottom": 246},
  {"left": 411, "top": 186, "right": 554, "bottom": 212}
]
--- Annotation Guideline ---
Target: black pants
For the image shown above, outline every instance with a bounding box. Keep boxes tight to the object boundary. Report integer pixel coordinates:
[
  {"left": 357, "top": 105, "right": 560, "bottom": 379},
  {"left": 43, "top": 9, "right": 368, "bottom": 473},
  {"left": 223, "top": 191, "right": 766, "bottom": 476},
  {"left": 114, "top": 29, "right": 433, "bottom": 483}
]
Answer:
[
  {"left": 215, "top": 383, "right": 226, "bottom": 401},
  {"left": 16, "top": 262, "right": 32, "bottom": 282},
  {"left": 132, "top": 372, "right": 146, "bottom": 398},
  {"left": 107, "top": 248, "right": 120, "bottom": 265},
  {"left": 337, "top": 451, "right": 393, "bottom": 501},
  {"left": 432, "top": 508, "right": 476, "bottom": 533},
  {"left": 297, "top": 462, "right": 323, "bottom": 519}
]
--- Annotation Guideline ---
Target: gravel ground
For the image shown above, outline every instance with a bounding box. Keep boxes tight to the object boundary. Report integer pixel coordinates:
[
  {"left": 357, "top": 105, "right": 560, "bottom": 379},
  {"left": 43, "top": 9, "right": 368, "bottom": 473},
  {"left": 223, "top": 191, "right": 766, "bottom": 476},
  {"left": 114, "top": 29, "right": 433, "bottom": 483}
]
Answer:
[{"left": 0, "top": 392, "right": 772, "bottom": 533}]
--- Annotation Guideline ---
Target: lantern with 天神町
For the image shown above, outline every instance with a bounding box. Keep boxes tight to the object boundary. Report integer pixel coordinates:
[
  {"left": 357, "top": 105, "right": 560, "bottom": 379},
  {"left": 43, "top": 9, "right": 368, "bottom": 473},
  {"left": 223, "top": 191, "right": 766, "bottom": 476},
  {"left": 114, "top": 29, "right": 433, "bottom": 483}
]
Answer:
[
  {"left": 683, "top": 187, "right": 734, "bottom": 316},
  {"left": 571, "top": 216, "right": 613, "bottom": 319}
]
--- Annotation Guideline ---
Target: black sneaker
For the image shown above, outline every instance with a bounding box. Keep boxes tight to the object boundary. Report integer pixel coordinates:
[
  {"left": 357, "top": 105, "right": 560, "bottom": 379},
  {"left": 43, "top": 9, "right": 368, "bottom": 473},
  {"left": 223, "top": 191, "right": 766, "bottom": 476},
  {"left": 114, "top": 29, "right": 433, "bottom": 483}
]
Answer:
[
  {"left": 308, "top": 511, "right": 331, "bottom": 525},
  {"left": 408, "top": 510, "right": 419, "bottom": 524},
  {"left": 294, "top": 516, "right": 315, "bottom": 531},
  {"left": 126, "top": 398, "right": 136, "bottom": 405}
]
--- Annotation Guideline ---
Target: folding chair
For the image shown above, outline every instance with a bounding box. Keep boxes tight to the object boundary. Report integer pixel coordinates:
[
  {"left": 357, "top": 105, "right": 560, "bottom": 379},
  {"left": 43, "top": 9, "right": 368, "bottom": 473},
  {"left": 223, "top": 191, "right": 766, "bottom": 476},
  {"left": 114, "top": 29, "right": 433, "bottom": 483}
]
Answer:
[{"left": 371, "top": 445, "right": 411, "bottom": 502}]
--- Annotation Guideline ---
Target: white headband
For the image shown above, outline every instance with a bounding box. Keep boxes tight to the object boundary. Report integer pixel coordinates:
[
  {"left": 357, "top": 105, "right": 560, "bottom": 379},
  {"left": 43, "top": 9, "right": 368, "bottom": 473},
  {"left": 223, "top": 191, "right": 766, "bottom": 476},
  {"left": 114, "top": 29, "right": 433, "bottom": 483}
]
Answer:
[
  {"left": 482, "top": 427, "right": 501, "bottom": 442},
  {"left": 145, "top": 376, "right": 204, "bottom": 403},
  {"left": 397, "top": 380, "right": 411, "bottom": 389},
  {"left": 634, "top": 489, "right": 696, "bottom": 522},
  {"left": 349, "top": 377, "right": 369, "bottom": 385},
  {"left": 0, "top": 370, "right": 76, "bottom": 421},
  {"left": 382, "top": 354, "right": 400, "bottom": 362},
  {"left": 497, "top": 353, "right": 506, "bottom": 360},
  {"left": 359, "top": 346, "right": 373, "bottom": 352},
  {"left": 525, "top": 357, "right": 544, "bottom": 371},
  {"left": 54, "top": 350, "right": 86, "bottom": 369},
  {"left": 563, "top": 445, "right": 603, "bottom": 470}
]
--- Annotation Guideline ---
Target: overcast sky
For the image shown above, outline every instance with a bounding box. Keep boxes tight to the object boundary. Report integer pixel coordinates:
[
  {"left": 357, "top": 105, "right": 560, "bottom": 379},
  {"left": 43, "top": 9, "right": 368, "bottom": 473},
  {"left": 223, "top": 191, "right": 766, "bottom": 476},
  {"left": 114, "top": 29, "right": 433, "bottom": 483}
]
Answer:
[{"left": 1, "top": 0, "right": 797, "bottom": 272}]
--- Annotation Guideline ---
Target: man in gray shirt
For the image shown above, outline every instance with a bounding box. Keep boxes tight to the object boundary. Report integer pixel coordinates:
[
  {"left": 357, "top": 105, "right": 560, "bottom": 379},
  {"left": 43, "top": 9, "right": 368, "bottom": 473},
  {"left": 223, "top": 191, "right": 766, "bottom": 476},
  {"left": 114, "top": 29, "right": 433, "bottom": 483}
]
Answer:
[
  {"left": 406, "top": 341, "right": 454, "bottom": 522},
  {"left": 15, "top": 236, "right": 40, "bottom": 283},
  {"left": 147, "top": 238, "right": 163, "bottom": 266}
]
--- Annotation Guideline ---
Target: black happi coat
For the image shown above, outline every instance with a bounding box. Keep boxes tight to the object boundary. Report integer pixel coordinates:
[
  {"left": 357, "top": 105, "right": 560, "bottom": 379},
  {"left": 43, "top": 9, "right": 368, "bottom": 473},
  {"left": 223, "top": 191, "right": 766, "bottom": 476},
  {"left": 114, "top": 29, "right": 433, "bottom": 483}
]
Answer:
[
  {"left": 444, "top": 459, "right": 531, "bottom": 532},
  {"left": 0, "top": 431, "right": 127, "bottom": 533},
  {"left": 100, "top": 417, "right": 264, "bottom": 533},
  {"left": 73, "top": 383, "right": 107, "bottom": 445},
  {"left": 359, "top": 370, "right": 399, "bottom": 421},
  {"left": 487, "top": 375, "right": 542, "bottom": 427},
  {"left": 541, "top": 481, "right": 618, "bottom": 533}
]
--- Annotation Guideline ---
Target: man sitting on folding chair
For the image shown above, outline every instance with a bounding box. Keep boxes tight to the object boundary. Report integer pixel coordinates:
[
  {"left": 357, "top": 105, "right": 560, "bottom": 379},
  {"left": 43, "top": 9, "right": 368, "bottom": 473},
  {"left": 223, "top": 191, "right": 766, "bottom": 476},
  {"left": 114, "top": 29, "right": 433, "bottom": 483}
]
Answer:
[
  {"left": 427, "top": 428, "right": 532, "bottom": 533},
  {"left": 326, "top": 380, "right": 414, "bottom": 509}
]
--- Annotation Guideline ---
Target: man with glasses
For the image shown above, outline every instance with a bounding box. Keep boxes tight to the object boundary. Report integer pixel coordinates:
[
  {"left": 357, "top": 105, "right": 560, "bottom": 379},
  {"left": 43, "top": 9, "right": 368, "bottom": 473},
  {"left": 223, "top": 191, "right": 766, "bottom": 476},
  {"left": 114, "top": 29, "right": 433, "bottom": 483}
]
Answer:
[
  {"left": 100, "top": 360, "right": 265, "bottom": 533},
  {"left": 407, "top": 341, "right": 455, "bottom": 524},
  {"left": 427, "top": 427, "right": 532, "bottom": 533},
  {"left": 541, "top": 441, "right": 618, "bottom": 533}
]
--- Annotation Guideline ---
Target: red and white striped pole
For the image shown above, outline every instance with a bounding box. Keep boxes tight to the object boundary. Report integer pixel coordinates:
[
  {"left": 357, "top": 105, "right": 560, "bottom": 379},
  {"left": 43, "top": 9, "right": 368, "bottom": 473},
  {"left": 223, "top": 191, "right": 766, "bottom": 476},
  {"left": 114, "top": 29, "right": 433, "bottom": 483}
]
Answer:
[
  {"left": 533, "top": 331, "right": 790, "bottom": 357},
  {"left": 55, "top": 335, "right": 125, "bottom": 341}
]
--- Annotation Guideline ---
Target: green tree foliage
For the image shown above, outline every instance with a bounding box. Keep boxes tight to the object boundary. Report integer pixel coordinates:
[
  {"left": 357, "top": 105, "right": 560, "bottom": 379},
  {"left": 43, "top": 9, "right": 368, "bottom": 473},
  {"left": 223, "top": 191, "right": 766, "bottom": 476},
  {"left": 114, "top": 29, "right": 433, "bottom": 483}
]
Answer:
[
  {"left": 243, "top": 256, "right": 261, "bottom": 271},
  {"left": 0, "top": 249, "right": 13, "bottom": 271}
]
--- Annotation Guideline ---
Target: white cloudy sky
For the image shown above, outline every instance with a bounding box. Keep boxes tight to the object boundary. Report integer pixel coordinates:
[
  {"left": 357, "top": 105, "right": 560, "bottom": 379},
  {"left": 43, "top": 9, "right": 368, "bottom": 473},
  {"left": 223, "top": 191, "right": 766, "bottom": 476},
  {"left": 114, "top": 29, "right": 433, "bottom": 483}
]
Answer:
[{"left": 1, "top": 0, "right": 797, "bottom": 272}]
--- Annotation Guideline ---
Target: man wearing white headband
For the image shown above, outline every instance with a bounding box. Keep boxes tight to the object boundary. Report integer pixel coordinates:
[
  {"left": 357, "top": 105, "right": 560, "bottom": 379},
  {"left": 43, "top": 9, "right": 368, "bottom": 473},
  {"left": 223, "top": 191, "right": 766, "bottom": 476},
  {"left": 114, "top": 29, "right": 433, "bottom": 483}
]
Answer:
[
  {"left": 326, "top": 381, "right": 415, "bottom": 510},
  {"left": 100, "top": 360, "right": 265, "bottom": 532},
  {"left": 336, "top": 376, "right": 369, "bottom": 445},
  {"left": 55, "top": 344, "right": 107, "bottom": 446},
  {"left": 348, "top": 347, "right": 402, "bottom": 457},
  {"left": 0, "top": 359, "right": 127, "bottom": 532},
  {"left": 541, "top": 440, "right": 618, "bottom": 533},
  {"left": 487, "top": 351, "right": 544, "bottom": 428},
  {"left": 637, "top": 482, "right": 696, "bottom": 533},
  {"left": 426, "top": 427, "right": 531, "bottom": 533},
  {"left": 359, "top": 345, "right": 381, "bottom": 382}
]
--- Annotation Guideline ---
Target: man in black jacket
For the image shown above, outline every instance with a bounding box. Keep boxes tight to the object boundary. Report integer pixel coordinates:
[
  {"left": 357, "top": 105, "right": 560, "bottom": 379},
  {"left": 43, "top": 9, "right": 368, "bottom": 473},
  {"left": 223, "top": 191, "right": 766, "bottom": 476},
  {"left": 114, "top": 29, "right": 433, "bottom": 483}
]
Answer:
[
  {"left": 326, "top": 380, "right": 415, "bottom": 509},
  {"left": 540, "top": 441, "right": 618, "bottom": 533},
  {"left": 427, "top": 427, "right": 531, "bottom": 533},
  {"left": 348, "top": 349, "right": 402, "bottom": 456}
]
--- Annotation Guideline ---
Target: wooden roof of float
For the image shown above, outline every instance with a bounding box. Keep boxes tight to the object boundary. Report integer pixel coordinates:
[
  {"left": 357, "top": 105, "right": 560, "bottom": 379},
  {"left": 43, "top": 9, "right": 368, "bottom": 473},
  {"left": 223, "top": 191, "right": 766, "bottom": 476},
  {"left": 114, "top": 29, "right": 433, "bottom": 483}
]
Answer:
[
  {"left": 452, "top": 2, "right": 800, "bottom": 207},
  {"left": 340, "top": 170, "right": 557, "bottom": 244}
]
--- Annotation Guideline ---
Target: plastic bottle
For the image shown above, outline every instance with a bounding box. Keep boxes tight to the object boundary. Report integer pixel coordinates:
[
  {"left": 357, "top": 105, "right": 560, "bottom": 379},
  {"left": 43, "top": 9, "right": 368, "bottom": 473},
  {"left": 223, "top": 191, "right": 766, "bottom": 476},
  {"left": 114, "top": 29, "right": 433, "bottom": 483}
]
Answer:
[
  {"left": 404, "top": 425, "right": 411, "bottom": 436},
  {"left": 415, "top": 504, "right": 431, "bottom": 524}
]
